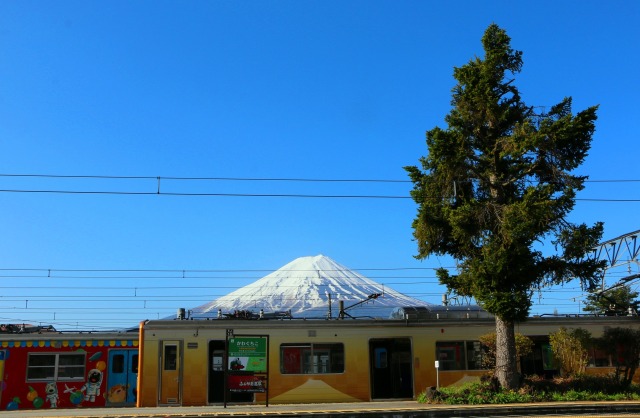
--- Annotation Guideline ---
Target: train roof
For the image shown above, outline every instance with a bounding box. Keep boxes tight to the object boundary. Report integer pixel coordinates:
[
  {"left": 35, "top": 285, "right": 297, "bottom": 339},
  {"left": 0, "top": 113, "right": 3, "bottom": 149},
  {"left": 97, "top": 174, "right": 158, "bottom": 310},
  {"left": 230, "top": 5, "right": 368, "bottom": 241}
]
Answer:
[{"left": 140, "top": 312, "right": 640, "bottom": 332}]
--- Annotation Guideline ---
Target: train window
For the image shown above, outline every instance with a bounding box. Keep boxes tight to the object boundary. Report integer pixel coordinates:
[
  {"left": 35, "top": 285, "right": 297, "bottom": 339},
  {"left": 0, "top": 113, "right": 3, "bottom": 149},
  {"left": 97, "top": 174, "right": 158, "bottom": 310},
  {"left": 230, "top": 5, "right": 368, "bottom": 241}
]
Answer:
[
  {"left": 374, "top": 348, "right": 388, "bottom": 368},
  {"left": 57, "top": 354, "right": 85, "bottom": 379},
  {"left": 588, "top": 347, "right": 611, "bottom": 367},
  {"left": 26, "top": 354, "right": 56, "bottom": 380},
  {"left": 465, "top": 341, "right": 483, "bottom": 370},
  {"left": 436, "top": 341, "right": 487, "bottom": 370},
  {"left": 27, "top": 353, "right": 85, "bottom": 381},
  {"left": 436, "top": 342, "right": 465, "bottom": 370},
  {"left": 112, "top": 354, "right": 125, "bottom": 373},
  {"left": 132, "top": 354, "right": 139, "bottom": 373},
  {"left": 164, "top": 345, "right": 178, "bottom": 371},
  {"left": 280, "top": 343, "right": 344, "bottom": 374}
]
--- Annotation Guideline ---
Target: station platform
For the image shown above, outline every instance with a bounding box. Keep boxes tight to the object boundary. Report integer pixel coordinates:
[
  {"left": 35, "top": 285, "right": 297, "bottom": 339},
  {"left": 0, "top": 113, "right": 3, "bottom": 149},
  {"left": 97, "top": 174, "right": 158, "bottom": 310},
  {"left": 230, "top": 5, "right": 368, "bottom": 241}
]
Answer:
[{"left": 3, "top": 400, "right": 640, "bottom": 418}]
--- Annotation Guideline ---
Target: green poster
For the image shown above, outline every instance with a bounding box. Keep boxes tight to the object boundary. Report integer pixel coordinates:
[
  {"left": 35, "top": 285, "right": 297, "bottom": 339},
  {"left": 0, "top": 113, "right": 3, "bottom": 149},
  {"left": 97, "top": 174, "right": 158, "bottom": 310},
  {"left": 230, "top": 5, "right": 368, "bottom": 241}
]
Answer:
[{"left": 228, "top": 337, "right": 267, "bottom": 372}]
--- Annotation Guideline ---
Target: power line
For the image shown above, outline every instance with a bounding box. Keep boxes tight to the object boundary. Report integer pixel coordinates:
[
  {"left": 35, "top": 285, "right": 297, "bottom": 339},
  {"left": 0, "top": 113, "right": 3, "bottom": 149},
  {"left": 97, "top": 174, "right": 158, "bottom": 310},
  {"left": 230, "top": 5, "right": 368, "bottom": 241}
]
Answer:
[
  {"left": 1, "top": 173, "right": 639, "bottom": 200},
  {"left": 0, "top": 189, "right": 413, "bottom": 198},
  {"left": 3, "top": 173, "right": 640, "bottom": 183},
  {"left": 1, "top": 188, "right": 638, "bottom": 201},
  {"left": 0, "top": 288, "right": 586, "bottom": 301},
  {"left": 0, "top": 266, "right": 445, "bottom": 274},
  {"left": 0, "top": 190, "right": 637, "bottom": 201},
  {"left": 0, "top": 289, "right": 594, "bottom": 331},
  {"left": 0, "top": 173, "right": 412, "bottom": 183},
  {"left": 0, "top": 275, "right": 439, "bottom": 281}
]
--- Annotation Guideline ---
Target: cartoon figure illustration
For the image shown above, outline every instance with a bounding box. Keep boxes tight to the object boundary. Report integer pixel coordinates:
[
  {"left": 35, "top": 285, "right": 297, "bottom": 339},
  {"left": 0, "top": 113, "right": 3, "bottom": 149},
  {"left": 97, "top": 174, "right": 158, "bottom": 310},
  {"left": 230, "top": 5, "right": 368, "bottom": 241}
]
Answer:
[
  {"left": 105, "top": 384, "right": 128, "bottom": 403},
  {"left": 80, "top": 368, "right": 103, "bottom": 402},
  {"left": 230, "top": 357, "right": 245, "bottom": 370},
  {"left": 45, "top": 382, "right": 59, "bottom": 408}
]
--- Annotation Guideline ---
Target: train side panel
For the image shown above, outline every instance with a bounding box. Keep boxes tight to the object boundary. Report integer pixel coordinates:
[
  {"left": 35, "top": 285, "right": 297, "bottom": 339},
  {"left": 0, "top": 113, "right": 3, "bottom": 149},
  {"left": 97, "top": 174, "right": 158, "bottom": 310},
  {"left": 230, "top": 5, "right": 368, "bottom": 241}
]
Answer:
[
  {"left": 0, "top": 334, "right": 138, "bottom": 411},
  {"left": 415, "top": 321, "right": 495, "bottom": 388},
  {"left": 139, "top": 319, "right": 499, "bottom": 406},
  {"left": 138, "top": 316, "right": 640, "bottom": 407},
  {"left": 268, "top": 324, "right": 369, "bottom": 403},
  {"left": 140, "top": 321, "right": 383, "bottom": 406}
]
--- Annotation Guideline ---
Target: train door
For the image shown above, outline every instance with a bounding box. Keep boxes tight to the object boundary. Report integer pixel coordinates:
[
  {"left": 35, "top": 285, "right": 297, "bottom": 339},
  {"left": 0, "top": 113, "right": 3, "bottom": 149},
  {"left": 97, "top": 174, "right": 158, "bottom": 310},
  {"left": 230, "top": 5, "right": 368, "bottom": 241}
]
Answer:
[
  {"left": 207, "top": 340, "right": 253, "bottom": 403},
  {"left": 521, "top": 336, "right": 557, "bottom": 379},
  {"left": 208, "top": 341, "right": 225, "bottom": 403},
  {"left": 0, "top": 350, "right": 6, "bottom": 406},
  {"left": 159, "top": 340, "right": 182, "bottom": 405},
  {"left": 369, "top": 338, "right": 413, "bottom": 399},
  {"left": 106, "top": 349, "right": 138, "bottom": 405}
]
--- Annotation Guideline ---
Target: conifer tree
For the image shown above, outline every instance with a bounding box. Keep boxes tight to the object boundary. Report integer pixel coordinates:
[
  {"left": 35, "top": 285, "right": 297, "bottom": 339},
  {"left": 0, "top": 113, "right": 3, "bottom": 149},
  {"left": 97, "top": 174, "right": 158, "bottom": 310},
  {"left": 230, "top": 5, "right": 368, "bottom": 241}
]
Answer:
[
  {"left": 583, "top": 284, "right": 639, "bottom": 315},
  {"left": 405, "top": 24, "right": 605, "bottom": 389}
]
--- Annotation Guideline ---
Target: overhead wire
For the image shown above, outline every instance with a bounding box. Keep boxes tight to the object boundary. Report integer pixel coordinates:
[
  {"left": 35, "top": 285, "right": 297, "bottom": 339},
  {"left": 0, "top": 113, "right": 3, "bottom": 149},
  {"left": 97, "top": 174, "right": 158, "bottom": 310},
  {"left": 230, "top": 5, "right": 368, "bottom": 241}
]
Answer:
[
  {"left": 0, "top": 173, "right": 639, "bottom": 200},
  {"left": 1, "top": 173, "right": 636, "bottom": 328},
  {"left": 3, "top": 173, "right": 640, "bottom": 182}
]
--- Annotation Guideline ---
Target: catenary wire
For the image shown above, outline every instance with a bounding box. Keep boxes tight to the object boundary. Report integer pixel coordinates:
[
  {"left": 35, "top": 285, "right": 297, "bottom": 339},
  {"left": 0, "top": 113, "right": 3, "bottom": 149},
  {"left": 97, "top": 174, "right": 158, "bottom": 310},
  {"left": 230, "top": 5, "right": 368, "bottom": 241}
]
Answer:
[
  {"left": 3, "top": 173, "right": 640, "bottom": 182},
  {"left": 0, "top": 173, "right": 639, "bottom": 200}
]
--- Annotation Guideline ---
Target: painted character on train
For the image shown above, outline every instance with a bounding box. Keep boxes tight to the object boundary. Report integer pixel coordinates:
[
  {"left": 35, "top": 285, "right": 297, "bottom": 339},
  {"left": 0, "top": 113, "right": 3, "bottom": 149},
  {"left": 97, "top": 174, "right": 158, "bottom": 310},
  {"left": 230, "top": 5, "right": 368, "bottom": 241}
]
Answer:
[
  {"left": 106, "top": 384, "right": 128, "bottom": 403},
  {"left": 81, "top": 368, "right": 103, "bottom": 402},
  {"left": 45, "top": 382, "right": 59, "bottom": 408}
]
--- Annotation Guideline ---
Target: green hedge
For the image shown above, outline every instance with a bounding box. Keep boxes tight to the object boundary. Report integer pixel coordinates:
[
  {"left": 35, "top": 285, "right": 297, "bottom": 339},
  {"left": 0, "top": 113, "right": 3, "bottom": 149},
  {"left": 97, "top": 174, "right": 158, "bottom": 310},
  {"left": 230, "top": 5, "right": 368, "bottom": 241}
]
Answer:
[{"left": 418, "top": 375, "right": 640, "bottom": 404}]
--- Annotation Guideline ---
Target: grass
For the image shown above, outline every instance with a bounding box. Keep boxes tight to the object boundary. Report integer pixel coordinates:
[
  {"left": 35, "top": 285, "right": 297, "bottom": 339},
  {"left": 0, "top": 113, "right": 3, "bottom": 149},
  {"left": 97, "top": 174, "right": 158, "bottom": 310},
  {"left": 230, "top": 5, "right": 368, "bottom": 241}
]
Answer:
[{"left": 417, "top": 374, "right": 640, "bottom": 404}]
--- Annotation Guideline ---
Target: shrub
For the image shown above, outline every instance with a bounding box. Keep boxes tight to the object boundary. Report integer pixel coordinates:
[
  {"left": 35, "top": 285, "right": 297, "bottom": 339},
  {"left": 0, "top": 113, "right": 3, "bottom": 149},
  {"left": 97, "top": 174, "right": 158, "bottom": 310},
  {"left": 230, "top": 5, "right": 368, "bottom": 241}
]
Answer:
[
  {"left": 548, "top": 327, "right": 591, "bottom": 377},
  {"left": 417, "top": 375, "right": 640, "bottom": 405},
  {"left": 596, "top": 327, "right": 640, "bottom": 387},
  {"left": 478, "top": 332, "right": 534, "bottom": 371}
]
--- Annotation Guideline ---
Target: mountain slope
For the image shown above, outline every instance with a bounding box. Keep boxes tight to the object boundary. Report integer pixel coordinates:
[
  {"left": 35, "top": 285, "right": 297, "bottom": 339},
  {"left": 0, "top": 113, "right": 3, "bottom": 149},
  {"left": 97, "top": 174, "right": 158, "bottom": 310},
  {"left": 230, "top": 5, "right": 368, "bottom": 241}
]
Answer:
[{"left": 190, "top": 254, "right": 432, "bottom": 319}]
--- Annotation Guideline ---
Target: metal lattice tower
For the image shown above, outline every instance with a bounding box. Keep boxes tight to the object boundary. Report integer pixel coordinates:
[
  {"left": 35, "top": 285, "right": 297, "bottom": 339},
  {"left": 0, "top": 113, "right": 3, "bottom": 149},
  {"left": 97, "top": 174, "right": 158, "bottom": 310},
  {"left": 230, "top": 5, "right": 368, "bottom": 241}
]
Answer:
[{"left": 590, "top": 229, "right": 640, "bottom": 293}]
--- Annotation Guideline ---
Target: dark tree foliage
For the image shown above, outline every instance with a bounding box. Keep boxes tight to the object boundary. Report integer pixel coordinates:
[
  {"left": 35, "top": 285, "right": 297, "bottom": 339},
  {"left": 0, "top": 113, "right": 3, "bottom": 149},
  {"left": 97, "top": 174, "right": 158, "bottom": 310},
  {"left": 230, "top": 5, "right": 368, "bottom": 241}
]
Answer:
[
  {"left": 583, "top": 285, "right": 640, "bottom": 316},
  {"left": 405, "top": 24, "right": 605, "bottom": 389}
]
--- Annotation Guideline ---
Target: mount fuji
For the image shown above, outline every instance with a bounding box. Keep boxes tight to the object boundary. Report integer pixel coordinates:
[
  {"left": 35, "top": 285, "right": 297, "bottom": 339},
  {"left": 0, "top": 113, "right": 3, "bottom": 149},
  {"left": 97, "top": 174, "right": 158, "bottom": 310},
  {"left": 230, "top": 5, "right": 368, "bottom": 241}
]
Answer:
[{"left": 190, "top": 254, "right": 434, "bottom": 319}]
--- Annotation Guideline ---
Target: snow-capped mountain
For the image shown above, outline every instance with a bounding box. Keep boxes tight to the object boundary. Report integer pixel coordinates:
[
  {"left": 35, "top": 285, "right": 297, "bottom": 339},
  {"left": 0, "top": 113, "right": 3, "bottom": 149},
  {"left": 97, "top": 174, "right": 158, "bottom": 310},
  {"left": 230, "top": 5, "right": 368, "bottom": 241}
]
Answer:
[{"left": 190, "top": 254, "right": 433, "bottom": 319}]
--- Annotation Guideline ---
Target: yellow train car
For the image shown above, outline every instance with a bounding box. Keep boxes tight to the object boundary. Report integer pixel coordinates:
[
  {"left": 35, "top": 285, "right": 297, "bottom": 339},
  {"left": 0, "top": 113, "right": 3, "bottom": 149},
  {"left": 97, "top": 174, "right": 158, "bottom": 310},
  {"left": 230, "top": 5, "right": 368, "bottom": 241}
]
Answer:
[{"left": 137, "top": 315, "right": 640, "bottom": 407}]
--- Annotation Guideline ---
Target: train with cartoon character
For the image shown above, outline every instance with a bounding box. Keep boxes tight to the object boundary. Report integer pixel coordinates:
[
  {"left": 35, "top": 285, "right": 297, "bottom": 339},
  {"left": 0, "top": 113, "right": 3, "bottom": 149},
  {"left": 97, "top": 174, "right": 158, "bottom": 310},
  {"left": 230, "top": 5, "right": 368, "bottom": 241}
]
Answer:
[
  {"left": 0, "top": 330, "right": 138, "bottom": 410},
  {"left": 2, "top": 311, "right": 640, "bottom": 411}
]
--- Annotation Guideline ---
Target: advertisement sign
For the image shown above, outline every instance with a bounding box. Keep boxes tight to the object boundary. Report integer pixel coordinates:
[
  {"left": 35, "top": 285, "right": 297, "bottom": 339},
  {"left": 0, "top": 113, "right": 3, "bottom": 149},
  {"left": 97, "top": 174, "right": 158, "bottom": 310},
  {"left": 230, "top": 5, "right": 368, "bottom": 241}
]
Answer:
[
  {"left": 227, "top": 337, "right": 267, "bottom": 373},
  {"left": 224, "top": 334, "right": 269, "bottom": 405},
  {"left": 227, "top": 374, "right": 266, "bottom": 393}
]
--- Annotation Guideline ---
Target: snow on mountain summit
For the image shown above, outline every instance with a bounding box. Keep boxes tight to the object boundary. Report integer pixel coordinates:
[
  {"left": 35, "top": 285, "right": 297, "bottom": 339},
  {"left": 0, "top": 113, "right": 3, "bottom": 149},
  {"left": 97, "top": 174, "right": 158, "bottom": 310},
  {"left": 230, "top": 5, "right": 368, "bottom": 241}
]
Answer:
[{"left": 191, "top": 254, "right": 433, "bottom": 319}]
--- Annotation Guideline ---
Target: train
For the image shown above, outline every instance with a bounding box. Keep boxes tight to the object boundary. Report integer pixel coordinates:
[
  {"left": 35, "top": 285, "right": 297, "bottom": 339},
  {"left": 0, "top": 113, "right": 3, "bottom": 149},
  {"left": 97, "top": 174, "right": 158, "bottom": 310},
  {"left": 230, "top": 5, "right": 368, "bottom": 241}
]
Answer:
[
  {"left": 0, "top": 329, "right": 138, "bottom": 410},
  {"left": 1, "top": 310, "right": 639, "bottom": 411}
]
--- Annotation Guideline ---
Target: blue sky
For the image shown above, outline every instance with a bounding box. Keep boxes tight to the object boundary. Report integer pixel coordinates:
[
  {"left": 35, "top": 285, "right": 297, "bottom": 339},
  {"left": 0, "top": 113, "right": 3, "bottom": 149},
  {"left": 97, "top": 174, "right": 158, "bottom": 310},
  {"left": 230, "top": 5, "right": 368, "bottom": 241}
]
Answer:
[{"left": 1, "top": 1, "right": 638, "bottom": 330}]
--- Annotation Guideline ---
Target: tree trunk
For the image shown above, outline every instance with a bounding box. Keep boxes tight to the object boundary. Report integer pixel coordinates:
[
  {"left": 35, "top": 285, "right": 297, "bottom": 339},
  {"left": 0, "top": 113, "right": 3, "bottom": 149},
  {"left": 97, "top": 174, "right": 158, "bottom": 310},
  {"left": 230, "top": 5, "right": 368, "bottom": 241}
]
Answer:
[{"left": 495, "top": 316, "right": 520, "bottom": 390}]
